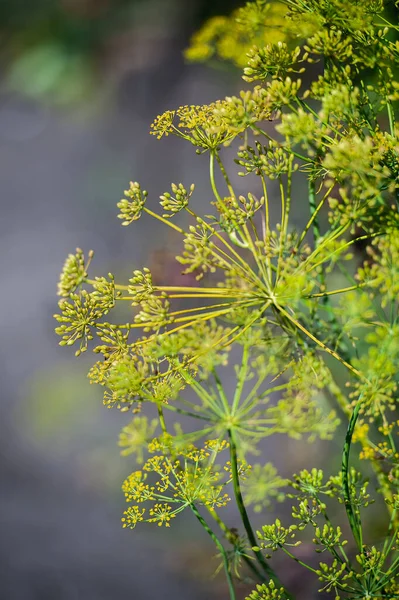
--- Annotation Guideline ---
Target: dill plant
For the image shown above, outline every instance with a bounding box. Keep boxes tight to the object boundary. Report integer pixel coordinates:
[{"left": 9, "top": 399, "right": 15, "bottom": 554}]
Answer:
[{"left": 54, "top": 0, "right": 399, "bottom": 597}]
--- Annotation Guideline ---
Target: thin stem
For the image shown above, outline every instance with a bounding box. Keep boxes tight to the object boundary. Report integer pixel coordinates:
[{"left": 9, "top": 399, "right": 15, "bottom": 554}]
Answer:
[
  {"left": 157, "top": 404, "right": 167, "bottom": 433},
  {"left": 308, "top": 178, "right": 320, "bottom": 241},
  {"left": 232, "top": 342, "right": 250, "bottom": 414},
  {"left": 190, "top": 504, "right": 236, "bottom": 600},
  {"left": 387, "top": 100, "right": 396, "bottom": 137},
  {"left": 276, "top": 177, "right": 286, "bottom": 283},
  {"left": 342, "top": 399, "right": 363, "bottom": 552},
  {"left": 212, "top": 367, "right": 231, "bottom": 415},
  {"left": 185, "top": 206, "right": 267, "bottom": 291},
  {"left": 168, "top": 301, "right": 239, "bottom": 317},
  {"left": 162, "top": 403, "right": 214, "bottom": 422},
  {"left": 280, "top": 547, "right": 319, "bottom": 575},
  {"left": 275, "top": 304, "right": 362, "bottom": 378},
  {"left": 307, "top": 229, "right": 384, "bottom": 273},
  {"left": 297, "top": 181, "right": 336, "bottom": 247},
  {"left": 379, "top": 550, "right": 399, "bottom": 587},
  {"left": 183, "top": 373, "right": 226, "bottom": 418},
  {"left": 317, "top": 499, "right": 351, "bottom": 565},
  {"left": 166, "top": 293, "right": 247, "bottom": 299},
  {"left": 302, "top": 225, "right": 350, "bottom": 272},
  {"left": 307, "top": 282, "right": 367, "bottom": 298},
  {"left": 215, "top": 152, "right": 236, "bottom": 199},
  {"left": 376, "top": 14, "right": 399, "bottom": 31},
  {"left": 285, "top": 155, "right": 293, "bottom": 234},
  {"left": 237, "top": 373, "right": 275, "bottom": 417},
  {"left": 251, "top": 124, "right": 312, "bottom": 163},
  {"left": 144, "top": 207, "right": 185, "bottom": 234},
  {"left": 228, "top": 430, "right": 287, "bottom": 591},
  {"left": 242, "top": 221, "right": 270, "bottom": 284},
  {"left": 296, "top": 97, "right": 342, "bottom": 138},
  {"left": 220, "top": 302, "right": 271, "bottom": 350},
  {"left": 386, "top": 99, "right": 399, "bottom": 209},
  {"left": 210, "top": 151, "right": 223, "bottom": 203},
  {"left": 382, "top": 512, "right": 397, "bottom": 564},
  {"left": 260, "top": 173, "right": 272, "bottom": 280},
  {"left": 140, "top": 323, "right": 242, "bottom": 387},
  {"left": 206, "top": 506, "right": 265, "bottom": 583},
  {"left": 89, "top": 280, "right": 244, "bottom": 294},
  {"left": 128, "top": 305, "right": 247, "bottom": 329}
]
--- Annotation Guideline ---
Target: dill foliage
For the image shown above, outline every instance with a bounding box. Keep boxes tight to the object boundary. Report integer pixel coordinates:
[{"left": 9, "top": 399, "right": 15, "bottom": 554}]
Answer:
[{"left": 55, "top": 0, "right": 399, "bottom": 597}]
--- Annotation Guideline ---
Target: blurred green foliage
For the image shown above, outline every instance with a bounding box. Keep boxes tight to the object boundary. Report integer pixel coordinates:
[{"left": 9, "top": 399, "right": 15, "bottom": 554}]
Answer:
[
  {"left": 1, "top": 0, "right": 244, "bottom": 104},
  {"left": 22, "top": 363, "right": 99, "bottom": 446},
  {"left": 3, "top": 0, "right": 146, "bottom": 102}
]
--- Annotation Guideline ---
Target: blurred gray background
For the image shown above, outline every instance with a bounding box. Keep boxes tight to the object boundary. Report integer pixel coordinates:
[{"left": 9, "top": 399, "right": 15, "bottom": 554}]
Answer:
[{"left": 0, "top": 1, "right": 327, "bottom": 598}]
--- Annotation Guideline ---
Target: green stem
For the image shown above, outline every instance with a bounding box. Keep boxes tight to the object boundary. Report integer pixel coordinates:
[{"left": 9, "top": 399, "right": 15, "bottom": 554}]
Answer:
[
  {"left": 190, "top": 504, "right": 236, "bottom": 600},
  {"left": 207, "top": 506, "right": 265, "bottom": 583},
  {"left": 260, "top": 173, "right": 273, "bottom": 280},
  {"left": 342, "top": 399, "right": 363, "bottom": 552},
  {"left": 251, "top": 124, "right": 312, "bottom": 163},
  {"left": 144, "top": 207, "right": 185, "bottom": 234},
  {"left": 156, "top": 399, "right": 236, "bottom": 597},
  {"left": 376, "top": 548, "right": 399, "bottom": 591},
  {"left": 382, "top": 512, "right": 397, "bottom": 564},
  {"left": 162, "top": 403, "right": 214, "bottom": 422},
  {"left": 387, "top": 100, "right": 395, "bottom": 137},
  {"left": 213, "top": 367, "right": 231, "bottom": 415},
  {"left": 210, "top": 151, "right": 223, "bottom": 203},
  {"left": 280, "top": 546, "right": 319, "bottom": 575},
  {"left": 308, "top": 178, "right": 320, "bottom": 242},
  {"left": 228, "top": 430, "right": 288, "bottom": 593},
  {"left": 297, "top": 182, "right": 336, "bottom": 248},
  {"left": 276, "top": 177, "right": 286, "bottom": 284},
  {"left": 386, "top": 99, "right": 399, "bottom": 209},
  {"left": 237, "top": 374, "right": 274, "bottom": 416},
  {"left": 285, "top": 154, "right": 293, "bottom": 234},
  {"left": 275, "top": 304, "right": 362, "bottom": 379},
  {"left": 157, "top": 404, "right": 167, "bottom": 433},
  {"left": 316, "top": 500, "right": 353, "bottom": 569},
  {"left": 215, "top": 151, "right": 236, "bottom": 199},
  {"left": 232, "top": 342, "right": 250, "bottom": 414}
]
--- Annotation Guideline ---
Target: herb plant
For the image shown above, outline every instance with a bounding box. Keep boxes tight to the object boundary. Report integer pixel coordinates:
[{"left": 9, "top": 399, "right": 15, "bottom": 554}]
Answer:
[{"left": 55, "top": 0, "right": 399, "bottom": 597}]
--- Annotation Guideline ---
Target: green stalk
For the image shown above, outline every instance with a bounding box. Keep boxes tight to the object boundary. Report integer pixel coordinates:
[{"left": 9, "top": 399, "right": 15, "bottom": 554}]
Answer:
[
  {"left": 206, "top": 506, "right": 265, "bottom": 583},
  {"left": 251, "top": 124, "right": 312, "bottom": 163},
  {"left": 232, "top": 342, "right": 250, "bottom": 415},
  {"left": 316, "top": 500, "right": 353, "bottom": 570},
  {"left": 386, "top": 99, "right": 399, "bottom": 209},
  {"left": 190, "top": 504, "right": 236, "bottom": 600},
  {"left": 387, "top": 100, "right": 395, "bottom": 137},
  {"left": 308, "top": 178, "right": 320, "bottom": 242},
  {"left": 212, "top": 367, "right": 232, "bottom": 415},
  {"left": 260, "top": 173, "right": 273, "bottom": 281},
  {"left": 158, "top": 403, "right": 235, "bottom": 600},
  {"left": 306, "top": 179, "right": 349, "bottom": 348},
  {"left": 162, "top": 403, "right": 215, "bottom": 422},
  {"left": 280, "top": 546, "right": 319, "bottom": 575},
  {"left": 297, "top": 182, "right": 335, "bottom": 247},
  {"left": 210, "top": 151, "right": 223, "bottom": 204},
  {"left": 228, "top": 430, "right": 288, "bottom": 594},
  {"left": 342, "top": 399, "right": 363, "bottom": 552},
  {"left": 215, "top": 151, "right": 236, "bottom": 200},
  {"left": 157, "top": 404, "right": 167, "bottom": 433},
  {"left": 378, "top": 552, "right": 399, "bottom": 588}
]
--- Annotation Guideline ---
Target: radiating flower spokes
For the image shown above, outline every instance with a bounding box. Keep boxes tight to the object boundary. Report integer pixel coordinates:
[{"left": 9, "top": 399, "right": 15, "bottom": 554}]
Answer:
[{"left": 121, "top": 436, "right": 233, "bottom": 529}]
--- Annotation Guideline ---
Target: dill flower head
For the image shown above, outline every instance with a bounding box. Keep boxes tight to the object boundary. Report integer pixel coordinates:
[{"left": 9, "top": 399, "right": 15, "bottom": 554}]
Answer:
[
  {"left": 245, "top": 581, "right": 287, "bottom": 600},
  {"left": 55, "top": 1, "right": 399, "bottom": 595},
  {"left": 243, "top": 463, "right": 287, "bottom": 513},
  {"left": 118, "top": 416, "right": 158, "bottom": 462},
  {"left": 57, "top": 248, "right": 93, "bottom": 297}
]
